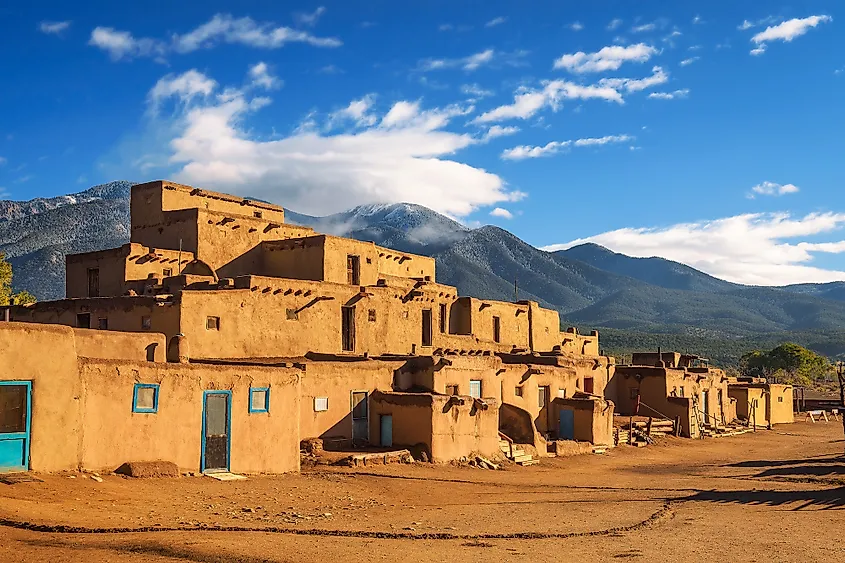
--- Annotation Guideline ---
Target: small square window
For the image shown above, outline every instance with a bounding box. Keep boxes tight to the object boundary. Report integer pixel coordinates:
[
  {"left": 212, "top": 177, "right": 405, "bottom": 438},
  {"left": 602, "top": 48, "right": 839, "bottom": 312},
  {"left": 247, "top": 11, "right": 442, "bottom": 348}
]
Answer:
[
  {"left": 515, "top": 386, "right": 523, "bottom": 397},
  {"left": 446, "top": 384, "right": 459, "bottom": 396},
  {"left": 98, "top": 317, "right": 109, "bottom": 330},
  {"left": 286, "top": 308, "right": 299, "bottom": 321},
  {"left": 558, "top": 388, "right": 567, "bottom": 398},
  {"left": 206, "top": 316, "right": 220, "bottom": 330},
  {"left": 133, "top": 384, "right": 159, "bottom": 413},
  {"left": 162, "top": 268, "right": 173, "bottom": 277},
  {"left": 314, "top": 397, "right": 329, "bottom": 412},
  {"left": 778, "top": 396, "right": 783, "bottom": 403},
  {"left": 368, "top": 309, "right": 377, "bottom": 322},
  {"left": 141, "top": 316, "right": 152, "bottom": 330},
  {"left": 402, "top": 311, "right": 409, "bottom": 319},
  {"left": 249, "top": 387, "right": 270, "bottom": 413},
  {"left": 366, "top": 257, "right": 372, "bottom": 264},
  {"left": 77, "top": 313, "right": 91, "bottom": 329},
  {"left": 254, "top": 211, "right": 263, "bottom": 218}
]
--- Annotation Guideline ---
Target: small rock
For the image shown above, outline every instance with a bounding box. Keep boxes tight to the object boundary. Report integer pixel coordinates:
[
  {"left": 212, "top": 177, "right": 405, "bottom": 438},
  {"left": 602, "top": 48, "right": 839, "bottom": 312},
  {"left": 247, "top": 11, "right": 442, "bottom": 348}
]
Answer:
[
  {"left": 90, "top": 475, "right": 103, "bottom": 483},
  {"left": 242, "top": 507, "right": 254, "bottom": 513},
  {"left": 322, "top": 513, "right": 333, "bottom": 518}
]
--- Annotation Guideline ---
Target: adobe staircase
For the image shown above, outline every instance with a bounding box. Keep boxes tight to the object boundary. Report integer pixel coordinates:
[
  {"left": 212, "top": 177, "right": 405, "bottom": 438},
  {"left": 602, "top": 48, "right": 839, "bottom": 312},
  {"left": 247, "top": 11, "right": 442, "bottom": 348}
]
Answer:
[{"left": 498, "top": 433, "right": 538, "bottom": 466}]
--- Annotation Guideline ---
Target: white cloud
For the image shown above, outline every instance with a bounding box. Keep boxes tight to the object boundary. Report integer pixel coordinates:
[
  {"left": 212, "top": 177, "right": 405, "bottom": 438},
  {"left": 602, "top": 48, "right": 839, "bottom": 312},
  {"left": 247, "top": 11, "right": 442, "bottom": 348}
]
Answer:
[
  {"left": 483, "top": 125, "right": 520, "bottom": 140},
  {"left": 569, "top": 22, "right": 584, "bottom": 31},
  {"left": 294, "top": 6, "right": 326, "bottom": 27},
  {"left": 140, "top": 70, "right": 522, "bottom": 217},
  {"left": 88, "top": 27, "right": 167, "bottom": 61},
  {"left": 739, "top": 20, "right": 754, "bottom": 30},
  {"left": 632, "top": 23, "right": 656, "bottom": 33},
  {"left": 490, "top": 207, "right": 513, "bottom": 219},
  {"left": 648, "top": 88, "right": 690, "bottom": 100},
  {"left": 680, "top": 57, "right": 700, "bottom": 66},
  {"left": 328, "top": 95, "right": 377, "bottom": 128},
  {"left": 554, "top": 43, "right": 658, "bottom": 73},
  {"left": 148, "top": 69, "right": 217, "bottom": 110},
  {"left": 460, "top": 83, "right": 494, "bottom": 98},
  {"left": 39, "top": 21, "right": 71, "bottom": 35},
  {"left": 485, "top": 16, "right": 507, "bottom": 27},
  {"left": 607, "top": 19, "right": 623, "bottom": 30},
  {"left": 748, "top": 181, "right": 800, "bottom": 198},
  {"left": 501, "top": 134, "right": 632, "bottom": 160},
  {"left": 599, "top": 66, "right": 669, "bottom": 93},
  {"left": 90, "top": 14, "right": 341, "bottom": 61},
  {"left": 418, "top": 48, "right": 525, "bottom": 72},
  {"left": 692, "top": 15, "right": 704, "bottom": 25},
  {"left": 749, "top": 15, "right": 832, "bottom": 55},
  {"left": 248, "top": 62, "right": 281, "bottom": 90},
  {"left": 544, "top": 211, "right": 845, "bottom": 285},
  {"left": 739, "top": 15, "right": 781, "bottom": 30},
  {"left": 474, "top": 79, "right": 624, "bottom": 123}
]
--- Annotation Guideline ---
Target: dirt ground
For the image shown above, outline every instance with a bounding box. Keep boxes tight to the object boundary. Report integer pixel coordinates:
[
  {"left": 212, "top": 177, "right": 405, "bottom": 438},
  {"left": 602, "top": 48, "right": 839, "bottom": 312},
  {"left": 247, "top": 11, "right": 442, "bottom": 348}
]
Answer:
[{"left": 1, "top": 420, "right": 843, "bottom": 562}]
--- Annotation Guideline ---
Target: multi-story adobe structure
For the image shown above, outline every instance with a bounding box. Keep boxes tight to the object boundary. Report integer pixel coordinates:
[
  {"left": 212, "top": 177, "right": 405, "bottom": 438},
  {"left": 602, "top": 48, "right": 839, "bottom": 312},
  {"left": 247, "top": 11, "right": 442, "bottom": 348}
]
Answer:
[{"left": 1, "top": 180, "right": 615, "bottom": 475}]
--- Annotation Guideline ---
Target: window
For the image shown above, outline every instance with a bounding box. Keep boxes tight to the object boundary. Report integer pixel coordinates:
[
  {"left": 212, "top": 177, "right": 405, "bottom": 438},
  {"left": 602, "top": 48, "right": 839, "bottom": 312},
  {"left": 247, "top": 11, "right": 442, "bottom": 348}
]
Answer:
[
  {"left": 249, "top": 387, "right": 270, "bottom": 413},
  {"left": 778, "top": 396, "right": 784, "bottom": 403},
  {"left": 583, "top": 377, "right": 595, "bottom": 394},
  {"left": 206, "top": 316, "right": 220, "bottom": 330},
  {"left": 446, "top": 384, "right": 459, "bottom": 396},
  {"left": 132, "top": 384, "right": 159, "bottom": 414},
  {"left": 515, "top": 386, "right": 524, "bottom": 397},
  {"left": 351, "top": 391, "right": 368, "bottom": 420},
  {"left": 342, "top": 306, "right": 355, "bottom": 351},
  {"left": 253, "top": 211, "right": 263, "bottom": 219},
  {"left": 0, "top": 384, "right": 28, "bottom": 433},
  {"left": 141, "top": 316, "right": 152, "bottom": 330},
  {"left": 401, "top": 310, "right": 409, "bottom": 319},
  {"left": 368, "top": 309, "right": 377, "bottom": 322},
  {"left": 439, "top": 303, "right": 447, "bottom": 333},
  {"left": 679, "top": 386, "right": 685, "bottom": 398},
  {"left": 87, "top": 268, "right": 100, "bottom": 298},
  {"left": 286, "top": 308, "right": 299, "bottom": 321},
  {"left": 366, "top": 257, "right": 372, "bottom": 264},
  {"left": 558, "top": 388, "right": 567, "bottom": 399},
  {"left": 98, "top": 317, "right": 108, "bottom": 330},
  {"left": 314, "top": 397, "right": 329, "bottom": 412},
  {"left": 77, "top": 313, "right": 91, "bottom": 329},
  {"left": 492, "top": 316, "right": 501, "bottom": 343},
  {"left": 162, "top": 268, "right": 173, "bottom": 277},
  {"left": 422, "top": 309, "right": 433, "bottom": 347},
  {"left": 469, "top": 380, "right": 482, "bottom": 399},
  {"left": 539, "top": 386, "right": 550, "bottom": 408},
  {"left": 347, "top": 255, "right": 361, "bottom": 285},
  {"left": 629, "top": 388, "right": 639, "bottom": 400}
]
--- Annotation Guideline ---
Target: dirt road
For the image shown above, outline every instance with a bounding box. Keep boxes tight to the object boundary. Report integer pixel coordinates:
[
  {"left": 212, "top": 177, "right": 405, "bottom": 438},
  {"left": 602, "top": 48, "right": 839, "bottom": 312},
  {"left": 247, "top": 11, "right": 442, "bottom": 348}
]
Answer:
[{"left": 1, "top": 420, "right": 843, "bottom": 562}]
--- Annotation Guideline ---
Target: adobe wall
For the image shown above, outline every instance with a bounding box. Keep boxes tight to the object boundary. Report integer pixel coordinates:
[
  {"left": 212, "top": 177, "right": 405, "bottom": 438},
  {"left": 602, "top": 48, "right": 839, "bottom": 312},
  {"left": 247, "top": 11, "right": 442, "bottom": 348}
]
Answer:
[
  {"left": 259, "top": 239, "right": 325, "bottom": 282},
  {"left": 298, "top": 359, "right": 401, "bottom": 446},
  {"left": 458, "top": 298, "right": 530, "bottom": 350},
  {"left": 369, "top": 392, "right": 433, "bottom": 453},
  {"left": 560, "top": 328, "right": 600, "bottom": 356},
  {"left": 376, "top": 246, "right": 436, "bottom": 281},
  {"left": 324, "top": 236, "right": 380, "bottom": 285},
  {"left": 526, "top": 302, "right": 560, "bottom": 352},
  {"left": 131, "top": 208, "right": 200, "bottom": 257},
  {"left": 78, "top": 358, "right": 301, "bottom": 473},
  {"left": 498, "top": 363, "right": 579, "bottom": 438},
  {"left": 72, "top": 328, "right": 166, "bottom": 362},
  {"left": 0, "top": 322, "right": 82, "bottom": 472},
  {"left": 552, "top": 397, "right": 615, "bottom": 446},
  {"left": 768, "top": 384, "right": 794, "bottom": 424}
]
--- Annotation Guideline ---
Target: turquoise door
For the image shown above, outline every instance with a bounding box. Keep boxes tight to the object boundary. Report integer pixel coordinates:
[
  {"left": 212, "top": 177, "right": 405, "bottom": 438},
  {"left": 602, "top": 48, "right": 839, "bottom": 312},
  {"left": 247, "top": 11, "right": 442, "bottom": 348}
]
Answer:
[
  {"left": 380, "top": 415, "right": 393, "bottom": 447},
  {"left": 0, "top": 381, "right": 32, "bottom": 473},
  {"left": 559, "top": 409, "right": 575, "bottom": 441}
]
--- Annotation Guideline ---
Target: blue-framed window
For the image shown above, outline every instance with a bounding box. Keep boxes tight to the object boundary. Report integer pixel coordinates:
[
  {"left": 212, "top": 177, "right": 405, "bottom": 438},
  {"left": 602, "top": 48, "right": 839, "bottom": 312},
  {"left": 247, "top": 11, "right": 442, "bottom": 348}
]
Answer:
[
  {"left": 249, "top": 387, "right": 270, "bottom": 413},
  {"left": 132, "top": 383, "right": 159, "bottom": 413}
]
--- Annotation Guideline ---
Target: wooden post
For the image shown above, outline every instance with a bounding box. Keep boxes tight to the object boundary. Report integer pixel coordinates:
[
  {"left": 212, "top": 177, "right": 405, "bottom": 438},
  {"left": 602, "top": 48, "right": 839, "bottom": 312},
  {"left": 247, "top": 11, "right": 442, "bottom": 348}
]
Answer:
[
  {"left": 646, "top": 417, "right": 653, "bottom": 438},
  {"left": 837, "top": 363, "right": 845, "bottom": 449},
  {"left": 674, "top": 415, "right": 681, "bottom": 437},
  {"left": 628, "top": 416, "right": 634, "bottom": 444},
  {"left": 752, "top": 400, "right": 757, "bottom": 432}
]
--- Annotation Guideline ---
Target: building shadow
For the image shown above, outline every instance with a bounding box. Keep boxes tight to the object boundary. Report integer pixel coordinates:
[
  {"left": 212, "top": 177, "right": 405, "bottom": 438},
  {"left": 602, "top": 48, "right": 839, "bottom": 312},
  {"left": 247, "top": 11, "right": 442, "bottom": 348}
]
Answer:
[{"left": 688, "top": 487, "right": 845, "bottom": 510}]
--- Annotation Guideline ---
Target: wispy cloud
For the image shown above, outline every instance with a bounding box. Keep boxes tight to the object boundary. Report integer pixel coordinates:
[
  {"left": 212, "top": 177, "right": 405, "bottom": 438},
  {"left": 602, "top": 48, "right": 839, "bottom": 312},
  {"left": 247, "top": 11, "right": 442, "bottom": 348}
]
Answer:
[
  {"left": 607, "top": 19, "right": 623, "bottom": 31},
  {"left": 554, "top": 43, "right": 658, "bottom": 73},
  {"left": 648, "top": 89, "right": 690, "bottom": 100},
  {"left": 544, "top": 211, "right": 845, "bottom": 285},
  {"left": 738, "top": 16, "right": 778, "bottom": 30},
  {"left": 483, "top": 125, "right": 520, "bottom": 140},
  {"left": 485, "top": 16, "right": 507, "bottom": 27},
  {"left": 490, "top": 207, "right": 513, "bottom": 219},
  {"left": 747, "top": 181, "right": 800, "bottom": 198},
  {"left": 39, "top": 20, "right": 71, "bottom": 35},
  {"left": 679, "top": 57, "right": 700, "bottom": 66},
  {"left": 692, "top": 15, "right": 704, "bottom": 25},
  {"left": 501, "top": 134, "right": 633, "bottom": 160},
  {"left": 293, "top": 6, "right": 326, "bottom": 27},
  {"left": 0, "top": 156, "right": 6, "bottom": 166},
  {"left": 632, "top": 23, "right": 656, "bottom": 33},
  {"left": 328, "top": 95, "right": 378, "bottom": 128},
  {"left": 569, "top": 22, "right": 584, "bottom": 31},
  {"left": 147, "top": 69, "right": 217, "bottom": 111},
  {"left": 474, "top": 80, "right": 624, "bottom": 123},
  {"left": 461, "top": 83, "right": 494, "bottom": 98},
  {"left": 89, "top": 13, "right": 342, "bottom": 61},
  {"left": 248, "top": 62, "right": 281, "bottom": 90},
  {"left": 418, "top": 49, "right": 526, "bottom": 72},
  {"left": 599, "top": 66, "right": 669, "bottom": 93},
  {"left": 748, "top": 15, "right": 832, "bottom": 55}
]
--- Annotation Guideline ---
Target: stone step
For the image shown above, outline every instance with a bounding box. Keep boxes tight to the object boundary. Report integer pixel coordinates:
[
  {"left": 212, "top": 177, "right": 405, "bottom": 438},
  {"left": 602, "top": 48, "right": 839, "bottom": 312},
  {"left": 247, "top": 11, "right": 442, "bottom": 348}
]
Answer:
[
  {"left": 517, "top": 459, "right": 539, "bottom": 466},
  {"left": 513, "top": 454, "right": 533, "bottom": 463}
]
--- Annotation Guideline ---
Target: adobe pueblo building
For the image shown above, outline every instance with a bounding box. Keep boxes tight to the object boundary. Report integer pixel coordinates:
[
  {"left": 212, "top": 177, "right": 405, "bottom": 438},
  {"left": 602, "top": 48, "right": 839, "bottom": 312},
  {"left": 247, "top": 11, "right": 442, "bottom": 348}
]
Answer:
[{"left": 1, "top": 180, "right": 616, "bottom": 475}]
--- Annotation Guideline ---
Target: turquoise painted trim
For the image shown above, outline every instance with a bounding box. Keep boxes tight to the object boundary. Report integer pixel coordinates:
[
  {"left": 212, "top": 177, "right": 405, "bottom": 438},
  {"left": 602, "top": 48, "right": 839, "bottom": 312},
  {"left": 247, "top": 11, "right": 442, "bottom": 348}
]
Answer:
[
  {"left": 248, "top": 387, "right": 270, "bottom": 414},
  {"left": 201, "top": 390, "right": 232, "bottom": 473},
  {"left": 0, "top": 381, "right": 32, "bottom": 472},
  {"left": 132, "top": 383, "right": 159, "bottom": 414}
]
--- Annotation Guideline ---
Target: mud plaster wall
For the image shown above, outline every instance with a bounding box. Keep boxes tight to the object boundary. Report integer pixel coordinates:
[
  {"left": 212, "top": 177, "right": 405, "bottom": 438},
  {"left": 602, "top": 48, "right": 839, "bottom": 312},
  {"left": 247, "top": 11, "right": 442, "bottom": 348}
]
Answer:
[
  {"left": 259, "top": 240, "right": 325, "bottom": 282},
  {"left": 767, "top": 385, "right": 794, "bottom": 424},
  {"left": 376, "top": 248, "right": 435, "bottom": 281},
  {"left": 369, "top": 393, "right": 433, "bottom": 452},
  {"left": 0, "top": 323, "right": 82, "bottom": 472},
  {"left": 498, "top": 364, "right": 582, "bottom": 437},
  {"left": 464, "top": 298, "right": 530, "bottom": 350},
  {"left": 78, "top": 359, "right": 301, "bottom": 474},
  {"left": 72, "top": 328, "right": 166, "bottom": 363},
  {"left": 552, "top": 398, "right": 615, "bottom": 445},
  {"left": 729, "top": 386, "right": 765, "bottom": 422},
  {"left": 323, "top": 237, "right": 380, "bottom": 285},
  {"left": 527, "top": 302, "right": 560, "bottom": 353},
  {"left": 66, "top": 247, "right": 127, "bottom": 299},
  {"left": 299, "top": 361, "right": 400, "bottom": 444}
]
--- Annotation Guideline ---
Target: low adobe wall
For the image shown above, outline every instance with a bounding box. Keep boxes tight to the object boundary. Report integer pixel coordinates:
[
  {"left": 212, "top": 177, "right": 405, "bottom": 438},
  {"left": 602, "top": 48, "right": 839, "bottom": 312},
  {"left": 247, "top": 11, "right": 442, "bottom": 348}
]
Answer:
[
  {"left": 369, "top": 391, "right": 500, "bottom": 462},
  {"left": 552, "top": 397, "right": 615, "bottom": 446},
  {"left": 79, "top": 358, "right": 301, "bottom": 474},
  {"left": 73, "top": 328, "right": 166, "bottom": 362},
  {"left": 768, "top": 385, "right": 794, "bottom": 424}
]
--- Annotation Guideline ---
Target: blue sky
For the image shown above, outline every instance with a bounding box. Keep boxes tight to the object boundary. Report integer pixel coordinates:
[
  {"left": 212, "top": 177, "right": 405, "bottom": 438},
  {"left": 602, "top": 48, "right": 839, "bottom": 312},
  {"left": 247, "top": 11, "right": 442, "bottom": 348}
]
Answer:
[{"left": 1, "top": 1, "right": 844, "bottom": 285}]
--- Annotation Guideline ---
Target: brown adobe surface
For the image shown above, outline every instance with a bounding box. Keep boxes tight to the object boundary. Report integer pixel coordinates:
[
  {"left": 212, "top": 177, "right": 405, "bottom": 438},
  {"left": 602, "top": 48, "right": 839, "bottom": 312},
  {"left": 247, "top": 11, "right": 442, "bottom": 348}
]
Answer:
[{"left": 1, "top": 420, "right": 843, "bottom": 562}]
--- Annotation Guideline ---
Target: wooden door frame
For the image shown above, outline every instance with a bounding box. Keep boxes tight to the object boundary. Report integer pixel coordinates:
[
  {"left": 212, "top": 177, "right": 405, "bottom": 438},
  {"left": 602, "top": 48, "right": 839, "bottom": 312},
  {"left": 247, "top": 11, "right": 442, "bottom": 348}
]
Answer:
[
  {"left": 201, "top": 390, "right": 232, "bottom": 473},
  {"left": 0, "top": 381, "right": 32, "bottom": 473}
]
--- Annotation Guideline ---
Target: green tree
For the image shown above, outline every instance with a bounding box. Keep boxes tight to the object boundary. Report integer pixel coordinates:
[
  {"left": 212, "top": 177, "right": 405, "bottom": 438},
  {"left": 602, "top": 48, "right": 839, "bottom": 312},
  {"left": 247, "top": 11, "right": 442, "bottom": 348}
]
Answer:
[
  {"left": 740, "top": 342, "right": 832, "bottom": 385},
  {"left": 0, "top": 252, "right": 36, "bottom": 306}
]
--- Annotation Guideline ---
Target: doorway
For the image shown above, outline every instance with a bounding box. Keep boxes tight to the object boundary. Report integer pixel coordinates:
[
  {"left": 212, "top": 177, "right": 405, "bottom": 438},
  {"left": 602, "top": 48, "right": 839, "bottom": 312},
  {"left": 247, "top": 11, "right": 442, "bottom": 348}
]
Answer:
[
  {"left": 421, "top": 309, "right": 433, "bottom": 347},
  {"left": 559, "top": 409, "right": 575, "bottom": 440},
  {"left": 347, "top": 255, "right": 360, "bottom": 285},
  {"left": 0, "top": 382, "right": 31, "bottom": 473},
  {"left": 351, "top": 391, "right": 369, "bottom": 445},
  {"left": 342, "top": 306, "right": 356, "bottom": 352},
  {"left": 379, "top": 415, "right": 393, "bottom": 447},
  {"left": 202, "top": 391, "right": 231, "bottom": 473}
]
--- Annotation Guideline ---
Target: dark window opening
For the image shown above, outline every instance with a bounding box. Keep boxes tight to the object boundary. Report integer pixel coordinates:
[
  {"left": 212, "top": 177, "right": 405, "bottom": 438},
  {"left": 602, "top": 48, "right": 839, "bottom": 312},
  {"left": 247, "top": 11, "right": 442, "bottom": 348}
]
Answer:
[
  {"left": 368, "top": 309, "right": 376, "bottom": 322},
  {"left": 446, "top": 384, "right": 459, "bottom": 396},
  {"left": 515, "top": 386, "right": 523, "bottom": 397},
  {"left": 98, "top": 317, "right": 108, "bottom": 330},
  {"left": 351, "top": 391, "right": 368, "bottom": 420},
  {"left": 0, "top": 384, "right": 28, "bottom": 433},
  {"left": 253, "top": 211, "right": 263, "bottom": 218},
  {"left": 439, "top": 303, "right": 447, "bottom": 333},
  {"left": 629, "top": 388, "right": 639, "bottom": 400},
  {"left": 347, "top": 255, "right": 361, "bottom": 285},
  {"left": 342, "top": 306, "right": 355, "bottom": 351},
  {"left": 87, "top": 268, "right": 100, "bottom": 298},
  {"left": 162, "top": 268, "right": 173, "bottom": 277},
  {"left": 421, "top": 309, "right": 433, "bottom": 347},
  {"left": 583, "top": 377, "right": 594, "bottom": 394},
  {"left": 77, "top": 313, "right": 91, "bottom": 329},
  {"left": 539, "top": 386, "right": 549, "bottom": 408},
  {"left": 141, "top": 316, "right": 152, "bottom": 330},
  {"left": 206, "top": 316, "right": 220, "bottom": 330},
  {"left": 492, "top": 316, "right": 501, "bottom": 343}
]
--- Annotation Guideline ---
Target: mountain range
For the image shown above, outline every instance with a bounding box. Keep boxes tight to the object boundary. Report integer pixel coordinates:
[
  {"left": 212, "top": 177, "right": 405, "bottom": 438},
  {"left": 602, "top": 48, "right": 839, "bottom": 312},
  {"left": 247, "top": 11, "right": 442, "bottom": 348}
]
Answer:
[{"left": 3, "top": 181, "right": 845, "bottom": 364}]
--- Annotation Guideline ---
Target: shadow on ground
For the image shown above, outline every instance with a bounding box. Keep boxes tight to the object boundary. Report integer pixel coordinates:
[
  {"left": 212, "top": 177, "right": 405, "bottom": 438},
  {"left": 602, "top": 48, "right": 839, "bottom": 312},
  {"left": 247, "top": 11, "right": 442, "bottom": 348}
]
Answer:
[{"left": 687, "top": 487, "right": 845, "bottom": 510}]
